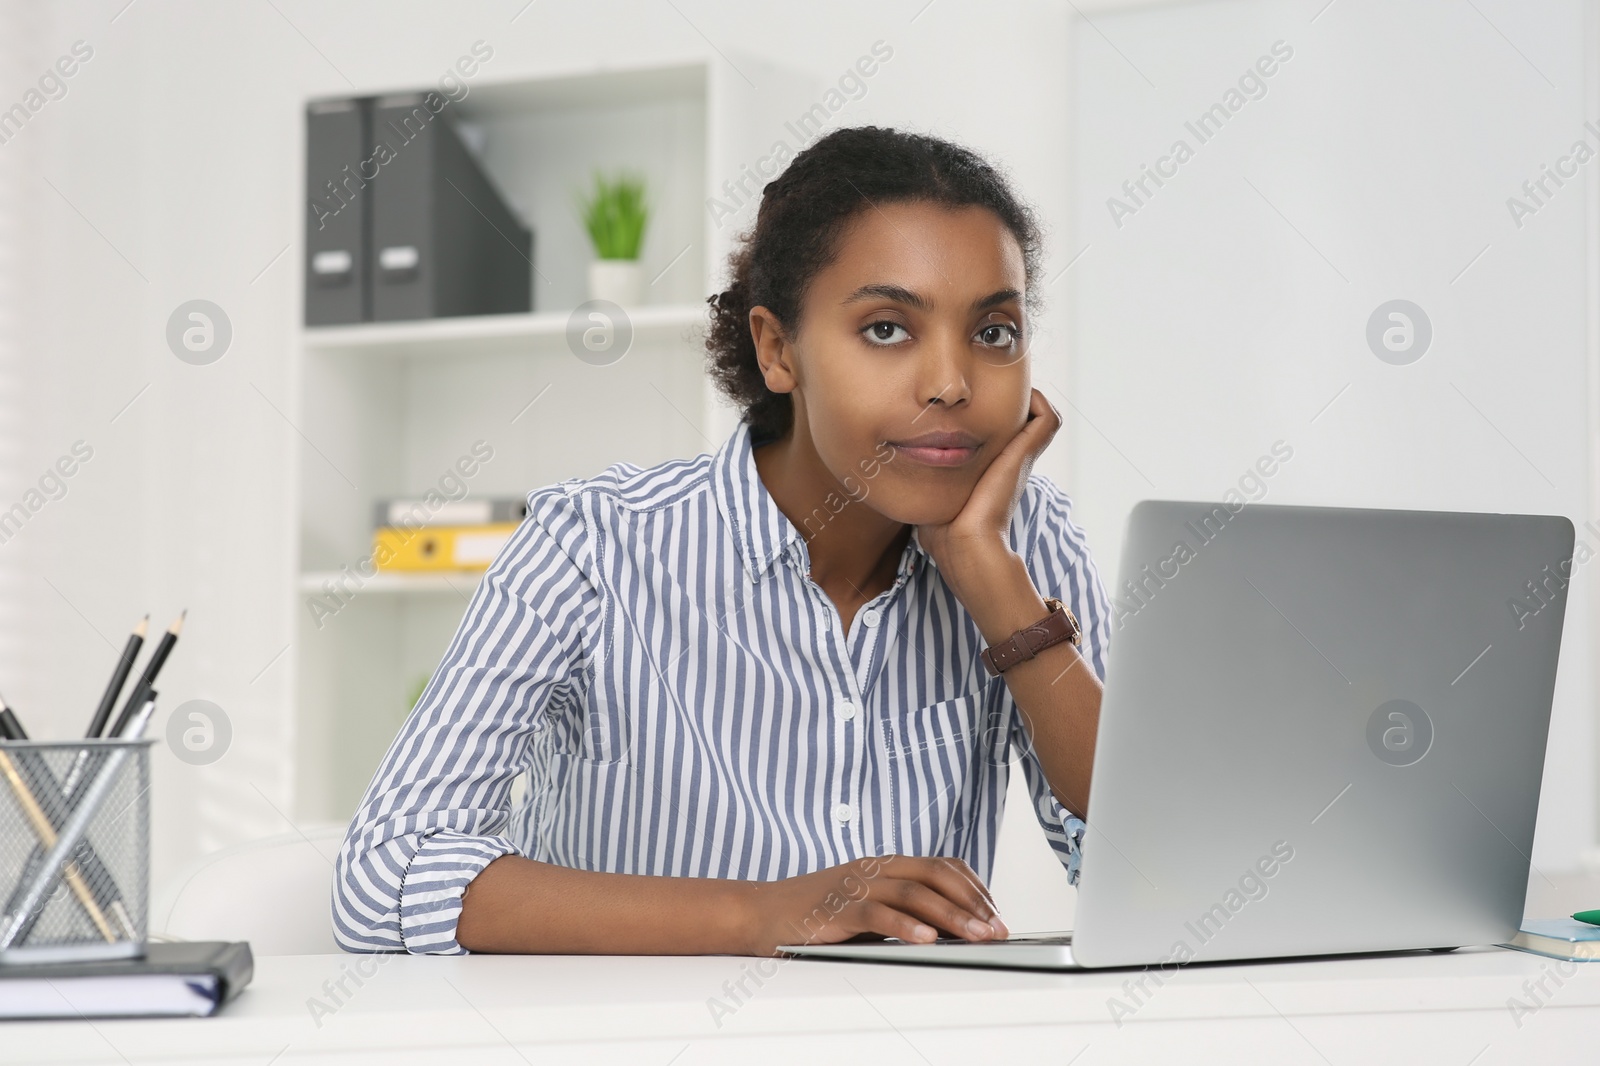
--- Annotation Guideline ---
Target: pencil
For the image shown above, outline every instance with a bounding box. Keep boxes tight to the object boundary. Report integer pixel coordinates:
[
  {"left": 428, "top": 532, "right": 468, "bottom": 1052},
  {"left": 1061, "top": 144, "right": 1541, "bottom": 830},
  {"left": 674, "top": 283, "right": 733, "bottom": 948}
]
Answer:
[
  {"left": 107, "top": 610, "right": 183, "bottom": 738},
  {"left": 86, "top": 615, "right": 148, "bottom": 739}
]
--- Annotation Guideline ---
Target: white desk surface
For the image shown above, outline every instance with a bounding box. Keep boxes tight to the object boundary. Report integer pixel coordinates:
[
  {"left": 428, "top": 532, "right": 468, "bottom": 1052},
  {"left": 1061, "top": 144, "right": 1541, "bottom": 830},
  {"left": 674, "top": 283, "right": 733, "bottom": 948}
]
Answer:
[{"left": 7, "top": 945, "right": 1598, "bottom": 1064}]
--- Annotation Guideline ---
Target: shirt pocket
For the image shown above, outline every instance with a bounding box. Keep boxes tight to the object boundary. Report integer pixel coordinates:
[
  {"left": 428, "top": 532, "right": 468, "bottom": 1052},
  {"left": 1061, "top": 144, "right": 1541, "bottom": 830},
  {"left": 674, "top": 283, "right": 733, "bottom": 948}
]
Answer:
[{"left": 881, "top": 691, "right": 990, "bottom": 856}]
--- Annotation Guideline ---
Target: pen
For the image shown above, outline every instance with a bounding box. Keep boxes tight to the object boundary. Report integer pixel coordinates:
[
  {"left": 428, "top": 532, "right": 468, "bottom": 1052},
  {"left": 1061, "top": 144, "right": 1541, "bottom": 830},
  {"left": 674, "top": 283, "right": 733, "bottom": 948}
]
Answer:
[{"left": 115, "top": 688, "right": 159, "bottom": 741}]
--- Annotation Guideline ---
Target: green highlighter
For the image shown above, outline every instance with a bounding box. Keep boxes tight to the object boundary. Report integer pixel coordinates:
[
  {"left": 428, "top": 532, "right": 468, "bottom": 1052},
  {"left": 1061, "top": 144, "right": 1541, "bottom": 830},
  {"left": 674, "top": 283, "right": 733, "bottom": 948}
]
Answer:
[{"left": 1573, "top": 910, "right": 1600, "bottom": 926}]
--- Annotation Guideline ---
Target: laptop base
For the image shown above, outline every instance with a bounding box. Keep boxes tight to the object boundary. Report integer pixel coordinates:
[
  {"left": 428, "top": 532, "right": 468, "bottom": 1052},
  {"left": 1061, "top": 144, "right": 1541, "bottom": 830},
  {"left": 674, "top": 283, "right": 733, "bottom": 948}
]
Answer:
[{"left": 778, "top": 931, "right": 1080, "bottom": 971}]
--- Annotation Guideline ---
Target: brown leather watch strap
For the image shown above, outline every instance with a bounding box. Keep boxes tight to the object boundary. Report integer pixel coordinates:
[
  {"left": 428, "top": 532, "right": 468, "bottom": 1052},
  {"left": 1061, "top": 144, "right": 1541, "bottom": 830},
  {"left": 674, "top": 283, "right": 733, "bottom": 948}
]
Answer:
[{"left": 980, "top": 597, "right": 1082, "bottom": 676}]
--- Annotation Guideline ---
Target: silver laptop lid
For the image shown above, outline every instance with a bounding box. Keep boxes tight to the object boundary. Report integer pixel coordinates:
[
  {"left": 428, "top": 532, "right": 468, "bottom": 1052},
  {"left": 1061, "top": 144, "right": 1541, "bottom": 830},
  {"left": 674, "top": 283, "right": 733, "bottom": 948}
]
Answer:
[{"left": 1071, "top": 501, "right": 1572, "bottom": 969}]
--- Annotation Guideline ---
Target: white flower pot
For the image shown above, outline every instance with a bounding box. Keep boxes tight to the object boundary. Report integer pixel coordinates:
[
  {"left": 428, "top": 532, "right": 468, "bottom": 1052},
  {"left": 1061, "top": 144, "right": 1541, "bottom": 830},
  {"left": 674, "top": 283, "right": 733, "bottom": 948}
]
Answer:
[{"left": 588, "top": 260, "right": 642, "bottom": 306}]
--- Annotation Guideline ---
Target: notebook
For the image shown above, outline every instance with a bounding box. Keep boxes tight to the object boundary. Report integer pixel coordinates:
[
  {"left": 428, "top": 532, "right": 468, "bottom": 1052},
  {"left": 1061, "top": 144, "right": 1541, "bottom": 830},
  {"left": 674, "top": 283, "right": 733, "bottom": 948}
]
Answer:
[
  {"left": 1500, "top": 920, "right": 1600, "bottom": 963},
  {"left": 0, "top": 940, "right": 253, "bottom": 1019}
]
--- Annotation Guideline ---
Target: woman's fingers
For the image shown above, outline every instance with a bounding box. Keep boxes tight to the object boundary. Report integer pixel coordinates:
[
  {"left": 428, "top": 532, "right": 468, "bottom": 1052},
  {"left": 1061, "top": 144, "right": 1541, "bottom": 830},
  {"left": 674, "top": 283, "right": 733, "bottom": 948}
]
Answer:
[
  {"left": 767, "top": 855, "right": 1010, "bottom": 954},
  {"left": 916, "top": 859, "right": 1008, "bottom": 937},
  {"left": 927, "top": 857, "right": 1006, "bottom": 926},
  {"left": 957, "top": 389, "right": 1062, "bottom": 534},
  {"left": 858, "top": 858, "right": 1006, "bottom": 940},
  {"left": 1018, "top": 388, "right": 1062, "bottom": 458},
  {"left": 883, "top": 878, "right": 999, "bottom": 941},
  {"left": 855, "top": 900, "right": 940, "bottom": 943}
]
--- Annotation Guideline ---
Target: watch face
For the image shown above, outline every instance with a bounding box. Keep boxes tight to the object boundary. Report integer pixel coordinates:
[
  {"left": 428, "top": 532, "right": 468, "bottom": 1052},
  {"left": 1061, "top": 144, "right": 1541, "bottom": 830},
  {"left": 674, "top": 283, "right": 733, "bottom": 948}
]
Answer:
[{"left": 1050, "top": 599, "right": 1082, "bottom": 645}]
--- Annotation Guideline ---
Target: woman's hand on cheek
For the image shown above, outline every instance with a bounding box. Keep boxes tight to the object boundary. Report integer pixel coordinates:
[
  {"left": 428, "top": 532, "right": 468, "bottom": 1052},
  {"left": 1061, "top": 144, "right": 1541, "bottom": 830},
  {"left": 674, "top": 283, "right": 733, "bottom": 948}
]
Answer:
[{"left": 916, "top": 388, "right": 1061, "bottom": 588}]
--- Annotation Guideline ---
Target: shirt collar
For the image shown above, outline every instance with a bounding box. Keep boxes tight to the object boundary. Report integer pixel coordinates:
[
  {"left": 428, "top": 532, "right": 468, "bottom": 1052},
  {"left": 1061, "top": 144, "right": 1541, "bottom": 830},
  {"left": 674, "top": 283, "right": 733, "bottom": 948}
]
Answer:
[{"left": 713, "top": 420, "right": 932, "bottom": 582}]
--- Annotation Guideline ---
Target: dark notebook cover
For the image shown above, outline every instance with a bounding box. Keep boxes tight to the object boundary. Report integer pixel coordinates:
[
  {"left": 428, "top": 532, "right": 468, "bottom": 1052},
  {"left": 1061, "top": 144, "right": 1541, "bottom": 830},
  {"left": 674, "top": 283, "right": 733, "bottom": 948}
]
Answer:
[{"left": 0, "top": 940, "right": 253, "bottom": 1019}]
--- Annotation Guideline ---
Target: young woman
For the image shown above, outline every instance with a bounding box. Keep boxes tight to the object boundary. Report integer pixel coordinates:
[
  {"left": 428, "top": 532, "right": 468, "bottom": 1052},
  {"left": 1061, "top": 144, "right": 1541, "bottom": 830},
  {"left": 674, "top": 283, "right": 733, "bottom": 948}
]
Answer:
[{"left": 334, "top": 126, "right": 1111, "bottom": 957}]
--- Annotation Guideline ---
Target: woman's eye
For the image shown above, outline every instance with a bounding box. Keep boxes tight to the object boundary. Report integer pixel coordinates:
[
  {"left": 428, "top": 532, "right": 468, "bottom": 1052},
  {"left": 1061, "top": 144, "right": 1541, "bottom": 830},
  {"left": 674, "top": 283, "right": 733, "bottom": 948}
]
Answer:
[
  {"left": 862, "top": 321, "right": 910, "bottom": 345},
  {"left": 978, "top": 323, "right": 1019, "bottom": 347}
]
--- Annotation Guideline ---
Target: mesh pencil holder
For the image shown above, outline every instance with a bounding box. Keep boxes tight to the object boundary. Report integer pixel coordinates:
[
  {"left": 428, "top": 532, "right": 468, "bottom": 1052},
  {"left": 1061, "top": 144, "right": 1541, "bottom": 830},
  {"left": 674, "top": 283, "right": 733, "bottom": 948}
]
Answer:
[{"left": 0, "top": 739, "right": 152, "bottom": 965}]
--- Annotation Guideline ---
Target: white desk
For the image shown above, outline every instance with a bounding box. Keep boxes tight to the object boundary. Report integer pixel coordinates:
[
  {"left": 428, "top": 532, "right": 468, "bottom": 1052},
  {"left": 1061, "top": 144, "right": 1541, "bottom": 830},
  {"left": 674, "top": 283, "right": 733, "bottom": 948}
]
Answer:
[{"left": 8, "top": 946, "right": 1598, "bottom": 1064}]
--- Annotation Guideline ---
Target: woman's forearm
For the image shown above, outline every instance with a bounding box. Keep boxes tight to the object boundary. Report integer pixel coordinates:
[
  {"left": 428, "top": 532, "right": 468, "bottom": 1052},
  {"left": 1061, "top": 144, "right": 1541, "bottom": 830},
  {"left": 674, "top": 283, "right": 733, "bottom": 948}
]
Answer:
[
  {"left": 455, "top": 854, "right": 754, "bottom": 955},
  {"left": 455, "top": 851, "right": 1012, "bottom": 957},
  {"left": 937, "top": 546, "right": 1103, "bottom": 820}
]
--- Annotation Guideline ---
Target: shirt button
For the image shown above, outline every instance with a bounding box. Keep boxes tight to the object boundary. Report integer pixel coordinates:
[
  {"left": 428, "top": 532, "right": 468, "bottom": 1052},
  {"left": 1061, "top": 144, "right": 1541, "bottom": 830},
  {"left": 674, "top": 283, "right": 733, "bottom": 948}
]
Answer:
[
  {"left": 861, "top": 609, "right": 881, "bottom": 628},
  {"left": 836, "top": 700, "right": 857, "bottom": 721},
  {"left": 833, "top": 802, "right": 855, "bottom": 823}
]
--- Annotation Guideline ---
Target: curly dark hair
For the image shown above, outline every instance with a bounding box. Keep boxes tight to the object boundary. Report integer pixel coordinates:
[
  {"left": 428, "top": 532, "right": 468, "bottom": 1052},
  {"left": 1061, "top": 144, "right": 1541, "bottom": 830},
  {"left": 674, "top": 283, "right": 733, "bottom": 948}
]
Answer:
[{"left": 705, "top": 126, "right": 1043, "bottom": 444}]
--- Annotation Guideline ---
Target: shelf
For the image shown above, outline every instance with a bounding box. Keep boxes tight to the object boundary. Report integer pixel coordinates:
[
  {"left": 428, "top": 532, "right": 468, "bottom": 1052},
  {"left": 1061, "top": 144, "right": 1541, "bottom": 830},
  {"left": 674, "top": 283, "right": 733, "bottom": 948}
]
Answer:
[
  {"left": 302, "top": 303, "right": 708, "bottom": 361},
  {"left": 299, "top": 570, "right": 484, "bottom": 596}
]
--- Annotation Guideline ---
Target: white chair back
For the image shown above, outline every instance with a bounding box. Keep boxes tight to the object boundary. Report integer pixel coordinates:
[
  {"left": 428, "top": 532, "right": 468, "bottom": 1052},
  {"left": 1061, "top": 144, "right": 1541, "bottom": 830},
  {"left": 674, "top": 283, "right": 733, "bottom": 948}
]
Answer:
[{"left": 151, "top": 825, "right": 346, "bottom": 955}]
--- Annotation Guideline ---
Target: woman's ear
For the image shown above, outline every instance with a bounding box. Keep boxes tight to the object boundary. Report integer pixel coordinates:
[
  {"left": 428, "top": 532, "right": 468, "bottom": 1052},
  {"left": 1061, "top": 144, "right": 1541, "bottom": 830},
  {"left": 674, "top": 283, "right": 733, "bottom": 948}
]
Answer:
[{"left": 749, "top": 306, "right": 798, "bottom": 395}]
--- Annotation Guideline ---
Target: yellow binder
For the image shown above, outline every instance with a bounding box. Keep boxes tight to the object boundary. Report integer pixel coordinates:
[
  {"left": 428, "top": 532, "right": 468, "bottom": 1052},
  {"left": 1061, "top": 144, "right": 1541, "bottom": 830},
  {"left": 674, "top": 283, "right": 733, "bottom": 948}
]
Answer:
[{"left": 373, "top": 522, "right": 518, "bottom": 572}]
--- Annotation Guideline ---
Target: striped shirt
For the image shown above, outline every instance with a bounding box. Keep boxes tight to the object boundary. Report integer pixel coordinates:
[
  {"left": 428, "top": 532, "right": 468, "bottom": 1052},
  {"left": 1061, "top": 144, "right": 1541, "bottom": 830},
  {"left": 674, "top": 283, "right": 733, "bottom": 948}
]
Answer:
[{"left": 333, "top": 420, "right": 1112, "bottom": 954}]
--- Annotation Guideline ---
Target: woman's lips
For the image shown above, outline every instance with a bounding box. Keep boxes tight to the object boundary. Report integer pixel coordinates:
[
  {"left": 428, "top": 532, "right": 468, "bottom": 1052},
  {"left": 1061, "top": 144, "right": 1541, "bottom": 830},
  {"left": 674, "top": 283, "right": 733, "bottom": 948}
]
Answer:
[
  {"left": 887, "top": 431, "right": 981, "bottom": 467},
  {"left": 891, "top": 444, "right": 977, "bottom": 467}
]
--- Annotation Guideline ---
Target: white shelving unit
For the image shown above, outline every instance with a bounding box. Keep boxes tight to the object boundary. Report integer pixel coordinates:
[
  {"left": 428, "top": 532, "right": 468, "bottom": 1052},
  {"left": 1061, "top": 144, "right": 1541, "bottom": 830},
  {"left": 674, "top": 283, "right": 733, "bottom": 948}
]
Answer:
[
  {"left": 297, "top": 571, "right": 483, "bottom": 595},
  {"left": 301, "top": 304, "right": 708, "bottom": 361},
  {"left": 287, "top": 58, "right": 816, "bottom": 823}
]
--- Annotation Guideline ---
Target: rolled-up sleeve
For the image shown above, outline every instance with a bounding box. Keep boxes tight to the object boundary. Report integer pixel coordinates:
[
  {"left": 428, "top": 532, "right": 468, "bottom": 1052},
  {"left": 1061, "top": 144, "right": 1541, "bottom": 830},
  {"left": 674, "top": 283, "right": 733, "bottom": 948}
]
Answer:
[
  {"left": 1006, "top": 475, "right": 1112, "bottom": 887},
  {"left": 332, "top": 486, "right": 599, "bottom": 954}
]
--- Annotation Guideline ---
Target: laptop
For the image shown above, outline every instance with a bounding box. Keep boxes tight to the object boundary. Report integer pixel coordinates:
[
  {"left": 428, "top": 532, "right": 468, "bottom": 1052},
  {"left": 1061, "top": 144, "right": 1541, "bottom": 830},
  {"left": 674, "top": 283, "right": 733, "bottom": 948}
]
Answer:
[{"left": 780, "top": 500, "right": 1573, "bottom": 970}]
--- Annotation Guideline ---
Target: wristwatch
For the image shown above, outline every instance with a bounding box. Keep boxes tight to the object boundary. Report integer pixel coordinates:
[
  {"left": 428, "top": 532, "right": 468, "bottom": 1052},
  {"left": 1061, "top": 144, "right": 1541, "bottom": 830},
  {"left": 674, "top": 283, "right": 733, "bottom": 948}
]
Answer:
[{"left": 980, "top": 597, "right": 1082, "bottom": 676}]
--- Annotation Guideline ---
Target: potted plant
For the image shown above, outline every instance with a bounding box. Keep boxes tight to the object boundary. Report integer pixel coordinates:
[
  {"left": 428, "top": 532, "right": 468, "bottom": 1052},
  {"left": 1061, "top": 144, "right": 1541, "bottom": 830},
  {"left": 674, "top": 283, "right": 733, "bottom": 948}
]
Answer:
[{"left": 578, "top": 171, "right": 649, "bottom": 306}]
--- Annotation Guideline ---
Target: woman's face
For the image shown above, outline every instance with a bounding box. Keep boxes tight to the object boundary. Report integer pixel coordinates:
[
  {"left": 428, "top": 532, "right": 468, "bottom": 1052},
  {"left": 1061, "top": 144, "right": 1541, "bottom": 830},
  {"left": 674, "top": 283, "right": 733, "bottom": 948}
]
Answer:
[{"left": 765, "top": 201, "right": 1032, "bottom": 527}]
